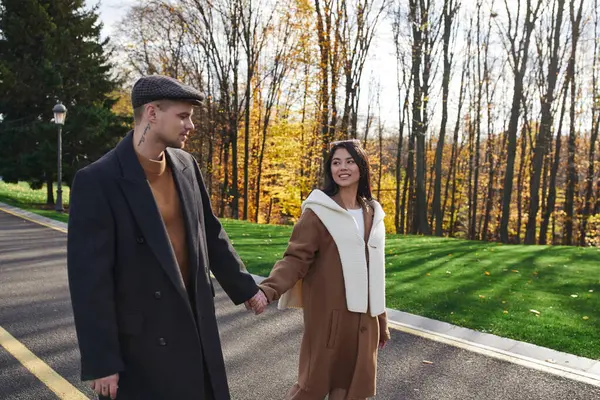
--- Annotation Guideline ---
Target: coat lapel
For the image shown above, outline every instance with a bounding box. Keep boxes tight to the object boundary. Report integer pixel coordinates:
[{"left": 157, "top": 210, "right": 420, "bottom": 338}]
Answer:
[
  {"left": 114, "top": 132, "right": 190, "bottom": 304},
  {"left": 165, "top": 148, "right": 201, "bottom": 294}
]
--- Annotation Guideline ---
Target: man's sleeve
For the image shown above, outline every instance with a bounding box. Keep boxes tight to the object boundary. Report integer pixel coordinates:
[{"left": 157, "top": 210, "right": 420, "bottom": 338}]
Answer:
[
  {"left": 191, "top": 156, "right": 258, "bottom": 305},
  {"left": 67, "top": 168, "right": 124, "bottom": 381}
]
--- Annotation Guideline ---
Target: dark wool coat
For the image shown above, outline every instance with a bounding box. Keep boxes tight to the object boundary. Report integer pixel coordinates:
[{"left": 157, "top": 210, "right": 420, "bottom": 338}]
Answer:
[{"left": 67, "top": 132, "right": 258, "bottom": 399}]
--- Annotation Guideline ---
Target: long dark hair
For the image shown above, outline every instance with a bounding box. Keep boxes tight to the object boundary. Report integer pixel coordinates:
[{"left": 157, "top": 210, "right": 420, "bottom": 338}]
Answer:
[{"left": 322, "top": 139, "right": 373, "bottom": 201}]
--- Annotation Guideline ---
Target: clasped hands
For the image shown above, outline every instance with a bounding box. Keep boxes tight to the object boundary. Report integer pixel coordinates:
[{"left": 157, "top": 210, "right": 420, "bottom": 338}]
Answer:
[{"left": 244, "top": 289, "right": 268, "bottom": 315}]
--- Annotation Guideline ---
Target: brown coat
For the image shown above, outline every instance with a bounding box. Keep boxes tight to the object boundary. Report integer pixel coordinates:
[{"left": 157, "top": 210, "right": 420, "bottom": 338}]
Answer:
[{"left": 259, "top": 195, "right": 390, "bottom": 399}]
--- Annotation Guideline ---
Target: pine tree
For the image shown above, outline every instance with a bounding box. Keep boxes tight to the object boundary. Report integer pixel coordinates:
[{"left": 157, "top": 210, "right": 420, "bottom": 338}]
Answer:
[{"left": 0, "top": 0, "right": 127, "bottom": 203}]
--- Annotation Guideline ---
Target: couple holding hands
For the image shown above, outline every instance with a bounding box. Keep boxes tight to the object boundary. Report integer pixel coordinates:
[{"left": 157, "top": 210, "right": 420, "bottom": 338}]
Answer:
[{"left": 67, "top": 75, "right": 389, "bottom": 400}]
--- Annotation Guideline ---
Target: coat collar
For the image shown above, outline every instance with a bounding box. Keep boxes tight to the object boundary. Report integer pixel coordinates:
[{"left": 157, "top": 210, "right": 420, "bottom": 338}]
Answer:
[
  {"left": 114, "top": 131, "right": 200, "bottom": 307},
  {"left": 331, "top": 193, "right": 374, "bottom": 243},
  {"left": 115, "top": 131, "right": 189, "bottom": 182}
]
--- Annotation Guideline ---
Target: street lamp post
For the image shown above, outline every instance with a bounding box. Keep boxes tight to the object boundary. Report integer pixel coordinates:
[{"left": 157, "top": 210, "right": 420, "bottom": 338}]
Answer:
[{"left": 53, "top": 102, "right": 67, "bottom": 212}]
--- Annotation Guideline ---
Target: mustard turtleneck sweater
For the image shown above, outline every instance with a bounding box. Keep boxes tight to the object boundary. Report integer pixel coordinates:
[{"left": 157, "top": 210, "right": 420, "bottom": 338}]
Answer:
[{"left": 136, "top": 149, "right": 190, "bottom": 289}]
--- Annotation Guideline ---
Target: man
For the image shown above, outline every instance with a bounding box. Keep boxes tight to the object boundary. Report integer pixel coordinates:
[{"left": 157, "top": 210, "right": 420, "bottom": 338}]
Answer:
[{"left": 67, "top": 75, "right": 267, "bottom": 400}]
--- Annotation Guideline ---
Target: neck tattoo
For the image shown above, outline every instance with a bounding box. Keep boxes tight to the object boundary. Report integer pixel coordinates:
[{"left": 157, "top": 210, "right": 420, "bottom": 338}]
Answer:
[{"left": 138, "top": 124, "right": 150, "bottom": 147}]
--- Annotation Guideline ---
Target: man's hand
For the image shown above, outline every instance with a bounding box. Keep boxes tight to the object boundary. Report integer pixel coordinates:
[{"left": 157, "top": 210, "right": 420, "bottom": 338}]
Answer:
[
  {"left": 90, "top": 373, "right": 119, "bottom": 399},
  {"left": 244, "top": 290, "right": 268, "bottom": 315}
]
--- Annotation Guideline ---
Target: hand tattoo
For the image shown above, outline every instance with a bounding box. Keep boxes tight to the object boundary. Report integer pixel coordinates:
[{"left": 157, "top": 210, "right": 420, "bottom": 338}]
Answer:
[{"left": 138, "top": 123, "right": 150, "bottom": 146}]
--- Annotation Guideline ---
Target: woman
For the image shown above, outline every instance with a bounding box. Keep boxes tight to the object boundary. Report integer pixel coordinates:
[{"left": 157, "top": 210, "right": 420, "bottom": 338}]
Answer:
[{"left": 259, "top": 139, "right": 390, "bottom": 400}]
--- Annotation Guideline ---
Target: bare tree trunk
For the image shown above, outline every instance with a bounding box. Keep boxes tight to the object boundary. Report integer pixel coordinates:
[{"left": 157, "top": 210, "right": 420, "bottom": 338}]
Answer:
[
  {"left": 516, "top": 118, "right": 530, "bottom": 242},
  {"left": 46, "top": 178, "right": 54, "bottom": 205},
  {"left": 525, "top": 0, "right": 565, "bottom": 243},
  {"left": 377, "top": 116, "right": 384, "bottom": 199},
  {"left": 315, "top": 0, "right": 331, "bottom": 162},
  {"left": 564, "top": 0, "right": 584, "bottom": 245},
  {"left": 449, "top": 156, "right": 463, "bottom": 237},
  {"left": 540, "top": 78, "right": 570, "bottom": 244},
  {"left": 579, "top": 0, "right": 600, "bottom": 245},
  {"left": 410, "top": 0, "right": 429, "bottom": 234},
  {"left": 402, "top": 123, "right": 415, "bottom": 234},
  {"left": 433, "top": 0, "right": 459, "bottom": 236},
  {"left": 471, "top": 6, "right": 484, "bottom": 240},
  {"left": 242, "top": 0, "right": 255, "bottom": 221},
  {"left": 393, "top": 8, "right": 411, "bottom": 233},
  {"left": 221, "top": 133, "right": 230, "bottom": 218},
  {"left": 395, "top": 96, "right": 410, "bottom": 233},
  {"left": 500, "top": 0, "right": 542, "bottom": 243},
  {"left": 482, "top": 8, "right": 497, "bottom": 241},
  {"left": 300, "top": 60, "right": 310, "bottom": 201},
  {"left": 442, "top": 35, "right": 470, "bottom": 226}
]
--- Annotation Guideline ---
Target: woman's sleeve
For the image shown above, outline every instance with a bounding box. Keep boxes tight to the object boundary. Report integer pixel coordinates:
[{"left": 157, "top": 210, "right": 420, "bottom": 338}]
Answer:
[
  {"left": 259, "top": 209, "right": 321, "bottom": 302},
  {"left": 378, "top": 311, "right": 391, "bottom": 342}
]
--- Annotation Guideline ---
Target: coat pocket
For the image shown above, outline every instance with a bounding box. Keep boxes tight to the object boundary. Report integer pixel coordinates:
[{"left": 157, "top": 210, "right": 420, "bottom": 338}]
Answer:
[{"left": 326, "top": 310, "right": 340, "bottom": 349}]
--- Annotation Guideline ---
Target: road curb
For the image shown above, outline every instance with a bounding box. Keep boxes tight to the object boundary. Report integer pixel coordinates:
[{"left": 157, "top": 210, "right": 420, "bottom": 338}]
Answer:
[{"left": 2, "top": 201, "right": 599, "bottom": 387}]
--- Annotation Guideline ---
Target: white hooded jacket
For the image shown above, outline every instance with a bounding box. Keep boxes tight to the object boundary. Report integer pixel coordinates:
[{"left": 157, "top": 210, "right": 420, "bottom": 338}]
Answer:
[{"left": 278, "top": 189, "right": 387, "bottom": 316}]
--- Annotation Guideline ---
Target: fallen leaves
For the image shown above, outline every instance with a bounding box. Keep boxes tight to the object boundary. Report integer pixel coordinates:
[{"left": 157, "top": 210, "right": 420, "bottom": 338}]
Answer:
[
  {"left": 503, "top": 310, "right": 509, "bottom": 314},
  {"left": 529, "top": 309, "right": 541, "bottom": 316},
  {"left": 583, "top": 316, "right": 589, "bottom": 320},
  {"left": 479, "top": 295, "right": 486, "bottom": 299},
  {"left": 484, "top": 271, "right": 491, "bottom": 276},
  {"left": 422, "top": 360, "right": 434, "bottom": 365},
  {"left": 511, "top": 270, "right": 519, "bottom": 273},
  {"left": 570, "top": 294, "right": 578, "bottom": 298}
]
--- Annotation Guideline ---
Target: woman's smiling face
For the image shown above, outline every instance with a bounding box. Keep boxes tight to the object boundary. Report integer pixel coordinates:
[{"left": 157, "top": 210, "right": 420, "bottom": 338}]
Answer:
[{"left": 330, "top": 148, "right": 360, "bottom": 189}]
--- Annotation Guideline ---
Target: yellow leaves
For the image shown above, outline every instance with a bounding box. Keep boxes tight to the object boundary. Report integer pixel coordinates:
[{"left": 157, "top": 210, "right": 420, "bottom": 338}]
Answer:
[
  {"left": 503, "top": 310, "right": 509, "bottom": 314},
  {"left": 583, "top": 316, "right": 589, "bottom": 320},
  {"left": 484, "top": 271, "right": 491, "bottom": 276},
  {"left": 478, "top": 295, "right": 486, "bottom": 299},
  {"left": 426, "top": 273, "right": 431, "bottom": 276},
  {"left": 511, "top": 270, "right": 519, "bottom": 273}
]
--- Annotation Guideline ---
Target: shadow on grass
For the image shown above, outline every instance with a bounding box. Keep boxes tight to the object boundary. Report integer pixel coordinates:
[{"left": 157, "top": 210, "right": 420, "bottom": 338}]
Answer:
[{"left": 384, "top": 236, "right": 600, "bottom": 359}]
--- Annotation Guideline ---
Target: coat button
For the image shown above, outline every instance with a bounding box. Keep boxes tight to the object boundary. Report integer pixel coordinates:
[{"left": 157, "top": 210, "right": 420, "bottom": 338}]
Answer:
[
  {"left": 158, "top": 337, "right": 167, "bottom": 346},
  {"left": 136, "top": 236, "right": 145, "bottom": 244},
  {"left": 360, "top": 326, "right": 367, "bottom": 333},
  {"left": 154, "top": 291, "right": 162, "bottom": 299}
]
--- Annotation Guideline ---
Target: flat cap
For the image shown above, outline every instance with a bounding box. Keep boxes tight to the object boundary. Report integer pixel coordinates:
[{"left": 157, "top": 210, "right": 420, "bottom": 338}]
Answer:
[{"left": 131, "top": 75, "right": 204, "bottom": 109}]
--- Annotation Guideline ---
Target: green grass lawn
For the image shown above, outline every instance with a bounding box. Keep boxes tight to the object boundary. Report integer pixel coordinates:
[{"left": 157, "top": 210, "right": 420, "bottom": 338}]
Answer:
[
  {"left": 0, "top": 181, "right": 70, "bottom": 223},
  {"left": 2, "top": 181, "right": 599, "bottom": 359},
  {"left": 224, "top": 220, "right": 600, "bottom": 360}
]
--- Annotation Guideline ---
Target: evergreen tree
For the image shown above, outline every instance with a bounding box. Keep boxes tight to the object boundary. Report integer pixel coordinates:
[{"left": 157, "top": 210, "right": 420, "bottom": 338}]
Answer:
[{"left": 0, "top": 0, "right": 127, "bottom": 204}]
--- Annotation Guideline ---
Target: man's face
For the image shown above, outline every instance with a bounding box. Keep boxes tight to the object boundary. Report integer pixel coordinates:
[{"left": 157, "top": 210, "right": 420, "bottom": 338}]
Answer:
[{"left": 154, "top": 101, "right": 195, "bottom": 149}]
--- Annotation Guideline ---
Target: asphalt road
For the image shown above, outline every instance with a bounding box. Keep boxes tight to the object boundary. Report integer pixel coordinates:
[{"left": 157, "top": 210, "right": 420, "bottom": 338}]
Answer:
[{"left": 1, "top": 209, "right": 600, "bottom": 400}]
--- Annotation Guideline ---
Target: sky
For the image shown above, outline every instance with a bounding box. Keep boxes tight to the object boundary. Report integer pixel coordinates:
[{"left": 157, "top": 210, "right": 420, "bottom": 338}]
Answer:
[
  {"left": 89, "top": 0, "right": 542, "bottom": 133},
  {"left": 92, "top": 0, "right": 131, "bottom": 34},
  {"left": 90, "top": 0, "right": 402, "bottom": 127}
]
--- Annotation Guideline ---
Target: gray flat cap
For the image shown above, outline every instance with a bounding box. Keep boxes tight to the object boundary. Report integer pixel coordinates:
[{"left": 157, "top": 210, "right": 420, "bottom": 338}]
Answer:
[{"left": 131, "top": 75, "right": 204, "bottom": 109}]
